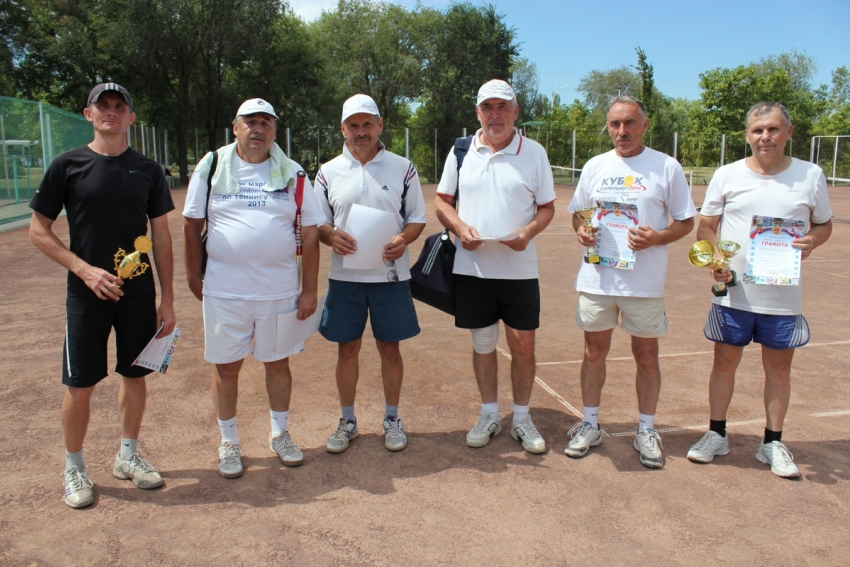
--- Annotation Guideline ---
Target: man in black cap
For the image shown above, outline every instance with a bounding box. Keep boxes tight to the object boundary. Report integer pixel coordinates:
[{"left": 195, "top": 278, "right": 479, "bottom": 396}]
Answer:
[{"left": 29, "top": 82, "right": 176, "bottom": 508}]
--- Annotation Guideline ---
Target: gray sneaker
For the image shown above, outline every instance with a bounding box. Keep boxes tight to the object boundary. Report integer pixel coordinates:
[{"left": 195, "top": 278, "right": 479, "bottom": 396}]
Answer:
[
  {"left": 63, "top": 467, "right": 94, "bottom": 509},
  {"left": 113, "top": 451, "right": 164, "bottom": 489},
  {"left": 326, "top": 419, "right": 359, "bottom": 454},
  {"left": 687, "top": 431, "right": 730, "bottom": 463},
  {"left": 511, "top": 417, "right": 546, "bottom": 454},
  {"left": 383, "top": 417, "right": 408, "bottom": 451},
  {"left": 466, "top": 414, "right": 502, "bottom": 448},
  {"left": 270, "top": 432, "right": 304, "bottom": 466},
  {"left": 633, "top": 429, "right": 664, "bottom": 468},
  {"left": 564, "top": 421, "right": 603, "bottom": 458},
  {"left": 756, "top": 441, "right": 801, "bottom": 478},
  {"left": 217, "top": 442, "right": 243, "bottom": 478}
]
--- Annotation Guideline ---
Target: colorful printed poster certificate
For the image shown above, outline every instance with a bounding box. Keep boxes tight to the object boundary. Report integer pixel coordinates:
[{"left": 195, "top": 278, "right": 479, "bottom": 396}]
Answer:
[
  {"left": 133, "top": 325, "right": 181, "bottom": 374},
  {"left": 743, "top": 215, "right": 805, "bottom": 285},
  {"left": 595, "top": 201, "right": 639, "bottom": 270}
]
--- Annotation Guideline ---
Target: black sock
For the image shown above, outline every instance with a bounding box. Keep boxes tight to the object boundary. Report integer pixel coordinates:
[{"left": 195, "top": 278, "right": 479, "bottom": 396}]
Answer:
[
  {"left": 709, "top": 419, "right": 727, "bottom": 437},
  {"left": 763, "top": 428, "right": 782, "bottom": 444}
]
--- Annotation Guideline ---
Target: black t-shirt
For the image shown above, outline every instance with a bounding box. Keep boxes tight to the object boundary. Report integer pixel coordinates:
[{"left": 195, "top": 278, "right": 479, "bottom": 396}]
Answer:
[{"left": 30, "top": 145, "right": 175, "bottom": 297}]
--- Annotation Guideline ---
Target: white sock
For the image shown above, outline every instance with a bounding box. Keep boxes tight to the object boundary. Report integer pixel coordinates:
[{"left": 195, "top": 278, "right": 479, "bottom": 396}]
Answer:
[
  {"left": 119, "top": 438, "right": 138, "bottom": 459},
  {"left": 638, "top": 413, "right": 655, "bottom": 433},
  {"left": 270, "top": 409, "right": 289, "bottom": 438},
  {"left": 218, "top": 416, "right": 239, "bottom": 444},
  {"left": 512, "top": 404, "right": 530, "bottom": 425},
  {"left": 481, "top": 402, "right": 499, "bottom": 419},
  {"left": 583, "top": 406, "right": 600, "bottom": 430},
  {"left": 65, "top": 450, "right": 85, "bottom": 471}
]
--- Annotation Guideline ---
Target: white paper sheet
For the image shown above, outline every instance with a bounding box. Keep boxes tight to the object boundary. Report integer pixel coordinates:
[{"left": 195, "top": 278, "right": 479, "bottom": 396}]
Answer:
[
  {"left": 133, "top": 325, "right": 181, "bottom": 374},
  {"left": 276, "top": 295, "right": 325, "bottom": 354},
  {"left": 342, "top": 203, "right": 397, "bottom": 270},
  {"left": 474, "top": 227, "right": 523, "bottom": 241}
]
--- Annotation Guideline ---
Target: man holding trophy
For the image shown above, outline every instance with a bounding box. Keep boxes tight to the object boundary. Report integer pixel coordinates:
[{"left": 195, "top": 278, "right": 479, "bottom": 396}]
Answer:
[
  {"left": 566, "top": 96, "right": 696, "bottom": 468},
  {"left": 687, "top": 102, "right": 833, "bottom": 478},
  {"left": 29, "top": 83, "right": 176, "bottom": 507}
]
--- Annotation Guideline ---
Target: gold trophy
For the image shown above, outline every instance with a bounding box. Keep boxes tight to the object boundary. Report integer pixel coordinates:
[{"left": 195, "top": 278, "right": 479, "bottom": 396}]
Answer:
[
  {"left": 574, "top": 208, "right": 600, "bottom": 264},
  {"left": 114, "top": 236, "right": 152, "bottom": 282},
  {"left": 688, "top": 240, "right": 741, "bottom": 297}
]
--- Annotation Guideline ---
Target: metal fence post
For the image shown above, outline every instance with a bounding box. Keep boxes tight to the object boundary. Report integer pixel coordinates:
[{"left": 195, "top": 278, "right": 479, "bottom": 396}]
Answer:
[
  {"left": 462, "top": 128, "right": 467, "bottom": 138},
  {"left": 164, "top": 130, "right": 169, "bottom": 166},
  {"left": 141, "top": 125, "right": 146, "bottom": 156},
  {"left": 434, "top": 129, "right": 437, "bottom": 183},
  {"left": 152, "top": 126, "right": 158, "bottom": 164},
  {"left": 405, "top": 128, "right": 409, "bottom": 160},
  {"left": 673, "top": 132, "right": 678, "bottom": 161},
  {"left": 571, "top": 130, "right": 576, "bottom": 184},
  {"left": 810, "top": 136, "right": 815, "bottom": 163},
  {"left": 45, "top": 113, "right": 53, "bottom": 165},
  {"left": 720, "top": 134, "right": 726, "bottom": 167},
  {"left": 39, "top": 102, "right": 47, "bottom": 169},
  {"left": 225, "top": 128, "right": 230, "bottom": 145},
  {"left": 286, "top": 128, "right": 291, "bottom": 157},
  {"left": 833, "top": 136, "right": 839, "bottom": 187},
  {"left": 13, "top": 159, "right": 19, "bottom": 203},
  {"left": 1, "top": 114, "right": 7, "bottom": 198}
]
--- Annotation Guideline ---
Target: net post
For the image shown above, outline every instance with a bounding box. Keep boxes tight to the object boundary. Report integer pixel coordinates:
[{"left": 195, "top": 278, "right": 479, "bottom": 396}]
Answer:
[
  {"left": 405, "top": 128, "right": 409, "bottom": 160},
  {"left": 810, "top": 136, "right": 815, "bottom": 163},
  {"left": 720, "top": 134, "right": 725, "bottom": 167}
]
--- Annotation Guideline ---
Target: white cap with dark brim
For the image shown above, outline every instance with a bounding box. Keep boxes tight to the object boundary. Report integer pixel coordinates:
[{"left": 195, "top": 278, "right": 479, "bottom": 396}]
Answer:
[
  {"left": 235, "top": 98, "right": 279, "bottom": 120},
  {"left": 342, "top": 94, "right": 380, "bottom": 123},
  {"left": 476, "top": 79, "right": 516, "bottom": 106}
]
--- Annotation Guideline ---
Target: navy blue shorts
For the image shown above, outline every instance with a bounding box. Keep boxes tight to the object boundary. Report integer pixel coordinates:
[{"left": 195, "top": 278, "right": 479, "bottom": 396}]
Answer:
[
  {"left": 63, "top": 292, "right": 158, "bottom": 388},
  {"left": 319, "top": 280, "right": 420, "bottom": 343},
  {"left": 703, "top": 304, "right": 810, "bottom": 350}
]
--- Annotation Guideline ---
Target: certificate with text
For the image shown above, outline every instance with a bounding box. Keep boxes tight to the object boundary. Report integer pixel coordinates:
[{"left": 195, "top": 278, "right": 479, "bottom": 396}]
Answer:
[
  {"left": 595, "top": 201, "right": 638, "bottom": 270},
  {"left": 743, "top": 215, "right": 805, "bottom": 285}
]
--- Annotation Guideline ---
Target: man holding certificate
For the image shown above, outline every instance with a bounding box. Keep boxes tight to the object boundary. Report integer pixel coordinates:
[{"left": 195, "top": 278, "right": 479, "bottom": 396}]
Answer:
[
  {"left": 315, "top": 94, "right": 426, "bottom": 454},
  {"left": 687, "top": 102, "right": 833, "bottom": 478},
  {"left": 566, "top": 96, "right": 696, "bottom": 468},
  {"left": 29, "top": 83, "right": 175, "bottom": 507},
  {"left": 183, "top": 99, "right": 324, "bottom": 478}
]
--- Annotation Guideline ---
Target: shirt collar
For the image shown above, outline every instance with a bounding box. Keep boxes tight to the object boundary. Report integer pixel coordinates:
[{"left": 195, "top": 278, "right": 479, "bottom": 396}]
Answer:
[
  {"left": 473, "top": 128, "right": 523, "bottom": 156},
  {"left": 342, "top": 140, "right": 386, "bottom": 165}
]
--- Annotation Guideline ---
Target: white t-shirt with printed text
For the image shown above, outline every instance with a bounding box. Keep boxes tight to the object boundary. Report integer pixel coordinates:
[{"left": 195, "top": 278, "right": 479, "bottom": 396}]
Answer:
[
  {"left": 314, "top": 144, "right": 427, "bottom": 283},
  {"left": 437, "top": 129, "right": 556, "bottom": 280},
  {"left": 568, "top": 147, "right": 697, "bottom": 298},
  {"left": 700, "top": 157, "right": 832, "bottom": 315},
  {"left": 183, "top": 155, "right": 326, "bottom": 300}
]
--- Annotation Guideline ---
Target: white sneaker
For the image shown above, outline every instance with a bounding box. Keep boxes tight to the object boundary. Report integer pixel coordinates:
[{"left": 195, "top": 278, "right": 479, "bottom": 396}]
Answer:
[
  {"left": 326, "top": 419, "right": 359, "bottom": 454},
  {"left": 218, "top": 442, "right": 243, "bottom": 478},
  {"left": 113, "top": 451, "right": 164, "bottom": 489},
  {"left": 62, "top": 467, "right": 94, "bottom": 509},
  {"left": 511, "top": 417, "right": 546, "bottom": 454},
  {"left": 466, "top": 414, "right": 502, "bottom": 448},
  {"left": 756, "top": 441, "right": 801, "bottom": 478},
  {"left": 270, "top": 432, "right": 304, "bottom": 467},
  {"left": 383, "top": 417, "right": 408, "bottom": 451},
  {"left": 633, "top": 429, "right": 664, "bottom": 469},
  {"left": 687, "top": 431, "right": 730, "bottom": 463},
  {"left": 564, "top": 422, "right": 603, "bottom": 458}
]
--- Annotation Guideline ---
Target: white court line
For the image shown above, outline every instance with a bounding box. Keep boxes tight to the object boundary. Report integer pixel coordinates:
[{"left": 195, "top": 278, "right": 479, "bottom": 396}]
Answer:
[
  {"left": 809, "top": 410, "right": 850, "bottom": 417},
  {"left": 536, "top": 340, "right": 850, "bottom": 366},
  {"left": 808, "top": 269, "right": 849, "bottom": 278},
  {"left": 607, "top": 419, "right": 765, "bottom": 437}
]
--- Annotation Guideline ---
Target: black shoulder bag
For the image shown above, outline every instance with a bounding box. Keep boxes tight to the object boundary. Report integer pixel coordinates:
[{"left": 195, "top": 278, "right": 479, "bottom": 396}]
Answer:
[
  {"left": 200, "top": 150, "right": 218, "bottom": 278},
  {"left": 409, "top": 135, "right": 473, "bottom": 315}
]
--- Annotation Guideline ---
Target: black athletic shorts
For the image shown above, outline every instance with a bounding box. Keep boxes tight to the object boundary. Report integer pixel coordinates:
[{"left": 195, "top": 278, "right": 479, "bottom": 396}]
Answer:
[
  {"left": 454, "top": 275, "right": 540, "bottom": 331},
  {"left": 63, "top": 292, "right": 157, "bottom": 388}
]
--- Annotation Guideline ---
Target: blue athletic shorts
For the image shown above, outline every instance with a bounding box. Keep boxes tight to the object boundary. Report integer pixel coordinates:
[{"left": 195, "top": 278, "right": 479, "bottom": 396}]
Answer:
[
  {"left": 703, "top": 304, "right": 810, "bottom": 350},
  {"left": 319, "top": 279, "right": 420, "bottom": 343}
]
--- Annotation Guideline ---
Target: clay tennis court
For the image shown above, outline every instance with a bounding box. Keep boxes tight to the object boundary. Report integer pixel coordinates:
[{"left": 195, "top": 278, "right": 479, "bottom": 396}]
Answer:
[{"left": 1, "top": 182, "right": 849, "bottom": 566}]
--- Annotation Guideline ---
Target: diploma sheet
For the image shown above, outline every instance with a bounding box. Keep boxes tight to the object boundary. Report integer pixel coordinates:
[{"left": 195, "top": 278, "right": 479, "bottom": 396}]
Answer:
[
  {"left": 596, "top": 201, "right": 638, "bottom": 270},
  {"left": 743, "top": 215, "right": 805, "bottom": 285}
]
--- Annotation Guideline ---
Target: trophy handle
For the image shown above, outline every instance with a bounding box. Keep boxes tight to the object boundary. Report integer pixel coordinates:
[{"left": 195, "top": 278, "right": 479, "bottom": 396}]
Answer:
[{"left": 726, "top": 269, "right": 738, "bottom": 288}]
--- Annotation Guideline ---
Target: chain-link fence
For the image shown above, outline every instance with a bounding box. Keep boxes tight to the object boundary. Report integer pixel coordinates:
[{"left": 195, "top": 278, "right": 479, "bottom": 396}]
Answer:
[
  {"left": 1, "top": 95, "right": 173, "bottom": 208},
  {"left": 811, "top": 136, "right": 850, "bottom": 186}
]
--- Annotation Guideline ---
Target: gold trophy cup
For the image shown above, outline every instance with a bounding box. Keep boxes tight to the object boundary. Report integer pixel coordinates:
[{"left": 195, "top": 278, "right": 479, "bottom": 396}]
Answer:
[
  {"left": 688, "top": 239, "right": 741, "bottom": 296},
  {"left": 114, "top": 236, "right": 152, "bottom": 282},
  {"left": 574, "top": 208, "right": 600, "bottom": 264}
]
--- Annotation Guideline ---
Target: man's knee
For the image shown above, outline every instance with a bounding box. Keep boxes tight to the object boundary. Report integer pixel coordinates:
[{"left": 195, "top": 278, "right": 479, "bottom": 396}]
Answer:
[
  {"left": 584, "top": 332, "right": 611, "bottom": 361},
  {"left": 215, "top": 361, "right": 243, "bottom": 381},
  {"left": 375, "top": 339, "right": 401, "bottom": 362},
  {"left": 471, "top": 323, "right": 500, "bottom": 354},
  {"left": 65, "top": 385, "right": 95, "bottom": 406},
  {"left": 338, "top": 339, "right": 362, "bottom": 360}
]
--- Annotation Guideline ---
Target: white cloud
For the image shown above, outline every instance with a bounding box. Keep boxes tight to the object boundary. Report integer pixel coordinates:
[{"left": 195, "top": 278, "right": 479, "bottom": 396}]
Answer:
[{"left": 287, "top": 0, "right": 338, "bottom": 22}]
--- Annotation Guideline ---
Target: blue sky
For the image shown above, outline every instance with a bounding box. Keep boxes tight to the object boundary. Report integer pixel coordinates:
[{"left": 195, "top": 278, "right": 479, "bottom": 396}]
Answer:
[{"left": 289, "top": 0, "right": 849, "bottom": 104}]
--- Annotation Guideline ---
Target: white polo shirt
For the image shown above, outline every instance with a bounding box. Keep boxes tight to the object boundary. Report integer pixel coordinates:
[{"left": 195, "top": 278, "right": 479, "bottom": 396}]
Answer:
[
  {"left": 568, "top": 147, "right": 696, "bottom": 298},
  {"left": 183, "top": 155, "right": 326, "bottom": 300},
  {"left": 701, "top": 157, "right": 832, "bottom": 315},
  {"left": 314, "top": 143, "right": 427, "bottom": 282},
  {"left": 437, "top": 129, "right": 556, "bottom": 280}
]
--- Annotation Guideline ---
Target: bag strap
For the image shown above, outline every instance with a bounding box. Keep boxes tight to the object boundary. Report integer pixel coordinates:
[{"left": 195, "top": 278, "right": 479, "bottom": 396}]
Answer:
[
  {"left": 204, "top": 150, "right": 218, "bottom": 221},
  {"left": 452, "top": 135, "right": 473, "bottom": 209},
  {"left": 399, "top": 162, "right": 415, "bottom": 220}
]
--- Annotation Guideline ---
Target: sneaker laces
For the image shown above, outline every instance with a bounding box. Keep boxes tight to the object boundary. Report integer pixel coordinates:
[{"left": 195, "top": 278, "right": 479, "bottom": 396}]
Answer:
[
  {"left": 568, "top": 421, "right": 598, "bottom": 439},
  {"left": 63, "top": 468, "right": 93, "bottom": 491},
  {"left": 125, "top": 452, "right": 156, "bottom": 473},
  {"left": 220, "top": 444, "right": 240, "bottom": 464},
  {"left": 516, "top": 420, "right": 540, "bottom": 438},
  {"left": 385, "top": 417, "right": 404, "bottom": 435},
  {"left": 771, "top": 442, "right": 795, "bottom": 465},
  {"left": 472, "top": 414, "right": 495, "bottom": 433},
  {"left": 331, "top": 419, "right": 354, "bottom": 440},
  {"left": 693, "top": 432, "right": 717, "bottom": 450},
  {"left": 641, "top": 429, "right": 663, "bottom": 450}
]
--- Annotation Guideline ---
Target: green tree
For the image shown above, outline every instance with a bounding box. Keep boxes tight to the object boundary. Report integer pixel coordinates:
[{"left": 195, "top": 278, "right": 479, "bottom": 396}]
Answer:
[
  {"left": 814, "top": 66, "right": 850, "bottom": 135},
  {"left": 510, "top": 57, "right": 539, "bottom": 124},
  {"left": 577, "top": 65, "right": 641, "bottom": 112},
  {"left": 634, "top": 47, "right": 654, "bottom": 120}
]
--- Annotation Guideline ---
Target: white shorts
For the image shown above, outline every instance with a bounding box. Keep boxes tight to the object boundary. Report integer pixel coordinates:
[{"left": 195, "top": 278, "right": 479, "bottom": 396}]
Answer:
[
  {"left": 203, "top": 294, "right": 303, "bottom": 364},
  {"left": 574, "top": 292, "right": 668, "bottom": 338}
]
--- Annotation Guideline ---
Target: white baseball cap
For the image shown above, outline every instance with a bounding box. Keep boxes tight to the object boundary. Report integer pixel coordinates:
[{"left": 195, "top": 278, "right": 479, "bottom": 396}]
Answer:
[
  {"left": 342, "top": 94, "right": 380, "bottom": 122},
  {"left": 235, "top": 98, "right": 278, "bottom": 119},
  {"left": 476, "top": 79, "right": 516, "bottom": 106}
]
